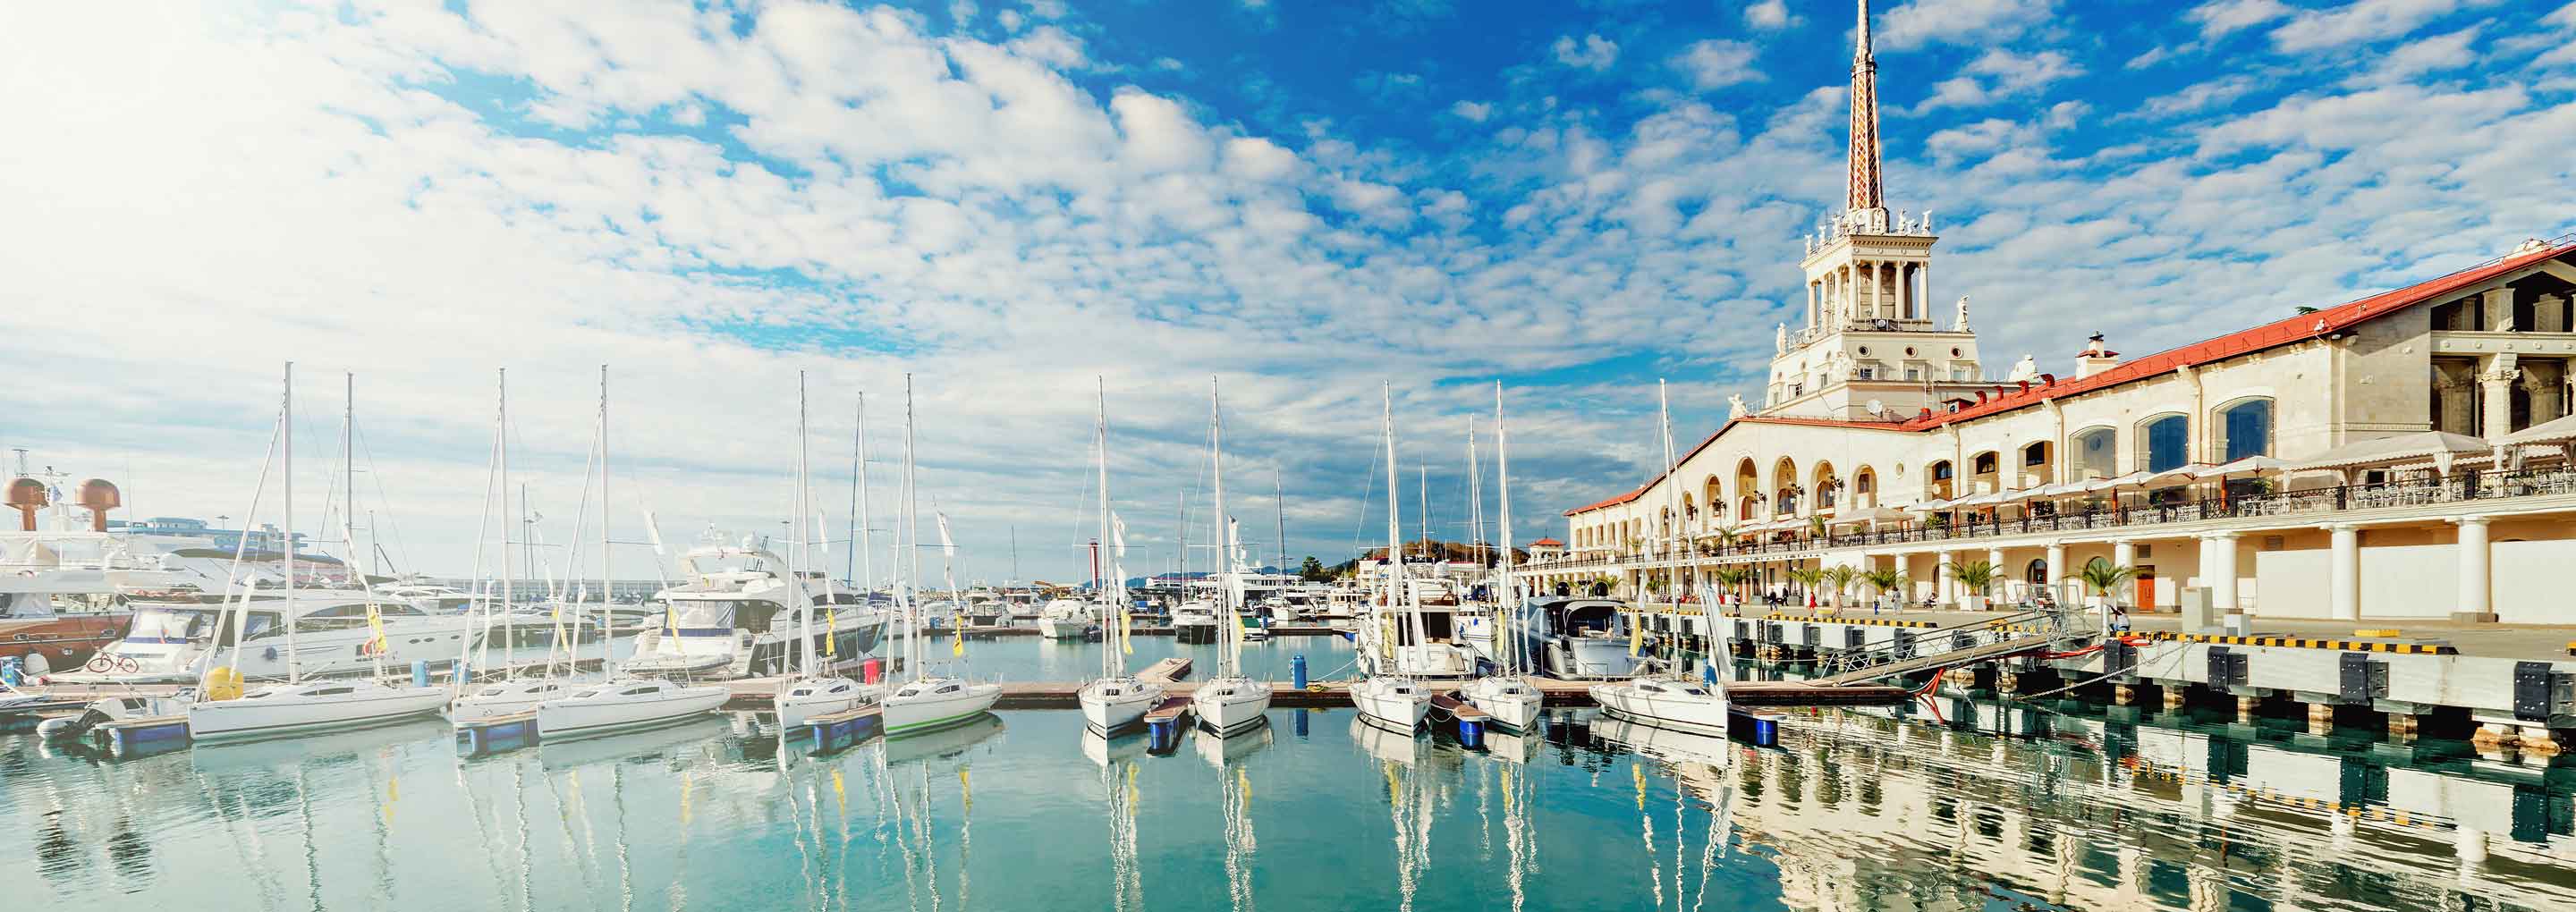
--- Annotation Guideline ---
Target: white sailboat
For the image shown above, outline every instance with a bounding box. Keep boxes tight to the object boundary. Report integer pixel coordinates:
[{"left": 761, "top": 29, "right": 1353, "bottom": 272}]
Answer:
[
  {"left": 534, "top": 366, "right": 726, "bottom": 741},
  {"left": 1459, "top": 382, "right": 1543, "bottom": 732},
  {"left": 190, "top": 367, "right": 449, "bottom": 743},
  {"left": 1588, "top": 381, "right": 1727, "bottom": 737},
  {"left": 1351, "top": 384, "right": 1432, "bottom": 732},
  {"left": 882, "top": 375, "right": 1003, "bottom": 736},
  {"left": 452, "top": 367, "right": 564, "bottom": 723},
  {"left": 1077, "top": 378, "right": 1165, "bottom": 735},
  {"left": 776, "top": 373, "right": 878, "bottom": 728},
  {"left": 1189, "top": 376, "right": 1272, "bottom": 736}
]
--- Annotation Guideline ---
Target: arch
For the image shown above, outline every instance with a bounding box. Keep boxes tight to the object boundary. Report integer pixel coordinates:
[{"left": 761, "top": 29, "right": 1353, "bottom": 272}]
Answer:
[
  {"left": 2212, "top": 397, "right": 2275, "bottom": 462},
  {"left": 2069, "top": 425, "right": 2117, "bottom": 478},
  {"left": 2135, "top": 412, "right": 2190, "bottom": 472},
  {"left": 2019, "top": 441, "right": 2053, "bottom": 485},
  {"left": 1852, "top": 466, "right": 1879, "bottom": 508},
  {"left": 1811, "top": 460, "right": 1840, "bottom": 511},
  {"left": 2024, "top": 559, "right": 2047, "bottom": 587},
  {"left": 1927, "top": 460, "right": 1955, "bottom": 499},
  {"left": 1770, "top": 456, "right": 1800, "bottom": 515},
  {"left": 1967, "top": 450, "right": 2001, "bottom": 494},
  {"left": 1700, "top": 475, "right": 1724, "bottom": 525}
]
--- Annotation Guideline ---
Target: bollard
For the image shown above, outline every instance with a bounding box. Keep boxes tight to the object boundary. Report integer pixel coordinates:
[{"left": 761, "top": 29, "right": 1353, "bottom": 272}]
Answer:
[
  {"left": 1291, "top": 654, "right": 1308, "bottom": 690},
  {"left": 412, "top": 660, "right": 430, "bottom": 689},
  {"left": 1459, "top": 718, "right": 1485, "bottom": 749}
]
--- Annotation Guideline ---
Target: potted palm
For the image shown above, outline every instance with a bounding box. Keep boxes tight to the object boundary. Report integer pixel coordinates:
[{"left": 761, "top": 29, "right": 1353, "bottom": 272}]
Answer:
[
  {"left": 1822, "top": 565, "right": 1859, "bottom": 612},
  {"left": 1947, "top": 560, "right": 1996, "bottom": 612},
  {"left": 1860, "top": 568, "right": 1901, "bottom": 613},
  {"left": 2077, "top": 558, "right": 2140, "bottom": 630},
  {"left": 1709, "top": 567, "right": 1750, "bottom": 609},
  {"left": 1785, "top": 567, "right": 1825, "bottom": 610}
]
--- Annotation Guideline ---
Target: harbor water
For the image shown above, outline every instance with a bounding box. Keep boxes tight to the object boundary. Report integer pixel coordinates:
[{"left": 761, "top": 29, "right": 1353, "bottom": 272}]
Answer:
[{"left": 3, "top": 636, "right": 2571, "bottom": 910}]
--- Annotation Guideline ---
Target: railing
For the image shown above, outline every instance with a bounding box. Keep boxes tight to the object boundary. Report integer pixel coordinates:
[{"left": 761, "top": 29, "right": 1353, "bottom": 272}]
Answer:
[{"left": 1524, "top": 466, "right": 2576, "bottom": 570}]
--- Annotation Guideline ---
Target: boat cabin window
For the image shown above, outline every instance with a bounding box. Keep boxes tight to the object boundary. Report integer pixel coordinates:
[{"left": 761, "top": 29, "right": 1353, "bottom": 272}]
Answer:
[
  {"left": 935, "top": 684, "right": 959, "bottom": 695},
  {"left": 1394, "top": 612, "right": 1455, "bottom": 646},
  {"left": 621, "top": 685, "right": 660, "bottom": 696},
  {"left": 309, "top": 687, "right": 353, "bottom": 697},
  {"left": 826, "top": 683, "right": 848, "bottom": 694},
  {"left": 730, "top": 600, "right": 783, "bottom": 633},
  {"left": 295, "top": 603, "right": 375, "bottom": 633}
]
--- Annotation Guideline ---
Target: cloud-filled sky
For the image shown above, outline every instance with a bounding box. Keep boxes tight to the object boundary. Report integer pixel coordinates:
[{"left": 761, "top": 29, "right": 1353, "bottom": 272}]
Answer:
[{"left": 1, "top": 0, "right": 2571, "bottom": 585}]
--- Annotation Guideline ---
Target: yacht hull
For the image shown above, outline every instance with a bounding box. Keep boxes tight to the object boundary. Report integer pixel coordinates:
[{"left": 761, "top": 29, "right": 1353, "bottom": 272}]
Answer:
[
  {"left": 884, "top": 680, "right": 1003, "bottom": 735},
  {"left": 1589, "top": 681, "right": 1729, "bottom": 737},
  {"left": 1077, "top": 680, "right": 1165, "bottom": 734},
  {"left": 1348, "top": 676, "right": 1432, "bottom": 731},
  {"left": 1459, "top": 676, "right": 1545, "bottom": 732},
  {"left": 1190, "top": 677, "right": 1272, "bottom": 734},
  {"left": 536, "top": 684, "right": 729, "bottom": 741}
]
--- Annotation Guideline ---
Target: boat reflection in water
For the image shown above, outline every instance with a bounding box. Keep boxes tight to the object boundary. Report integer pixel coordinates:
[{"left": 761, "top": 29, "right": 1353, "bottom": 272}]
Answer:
[{"left": 6, "top": 702, "right": 2576, "bottom": 910}]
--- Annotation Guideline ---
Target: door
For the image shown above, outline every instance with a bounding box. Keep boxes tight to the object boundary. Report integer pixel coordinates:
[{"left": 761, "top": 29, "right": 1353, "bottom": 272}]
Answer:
[{"left": 2135, "top": 568, "right": 2157, "bottom": 610}]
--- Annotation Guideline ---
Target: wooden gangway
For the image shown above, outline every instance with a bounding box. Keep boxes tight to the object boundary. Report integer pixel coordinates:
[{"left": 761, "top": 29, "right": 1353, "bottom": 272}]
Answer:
[{"left": 1797, "top": 633, "right": 2058, "bottom": 688}]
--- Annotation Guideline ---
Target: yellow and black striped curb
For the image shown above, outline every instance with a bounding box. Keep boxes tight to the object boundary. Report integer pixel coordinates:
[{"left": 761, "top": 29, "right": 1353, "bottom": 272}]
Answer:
[
  {"left": 2147, "top": 632, "right": 2456, "bottom": 654},
  {"left": 1757, "top": 613, "right": 1936, "bottom": 629},
  {"left": 2123, "top": 763, "right": 2429, "bottom": 827},
  {"left": 1986, "top": 621, "right": 2049, "bottom": 633}
]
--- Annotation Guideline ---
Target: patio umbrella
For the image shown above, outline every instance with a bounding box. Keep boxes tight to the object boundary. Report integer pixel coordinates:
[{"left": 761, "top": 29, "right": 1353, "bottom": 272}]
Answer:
[
  {"left": 2083, "top": 470, "right": 2150, "bottom": 493},
  {"left": 2501, "top": 412, "right": 2576, "bottom": 446},
  {"left": 2286, "top": 430, "right": 2491, "bottom": 476},
  {"left": 2193, "top": 455, "right": 2290, "bottom": 478}
]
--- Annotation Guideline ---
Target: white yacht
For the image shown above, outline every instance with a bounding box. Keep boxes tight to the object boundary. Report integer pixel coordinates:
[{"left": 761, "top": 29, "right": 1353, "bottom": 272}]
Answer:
[
  {"left": 623, "top": 541, "right": 888, "bottom": 680},
  {"left": 772, "top": 376, "right": 881, "bottom": 730},
  {"left": 1169, "top": 599, "right": 1221, "bottom": 644},
  {"left": 1035, "top": 597, "right": 1094, "bottom": 639},
  {"left": 1184, "top": 378, "right": 1271, "bottom": 736},
  {"left": 879, "top": 376, "right": 1003, "bottom": 737},
  {"left": 188, "top": 678, "right": 452, "bottom": 742},
  {"left": 449, "top": 676, "right": 571, "bottom": 722},
  {"left": 1075, "top": 380, "right": 1165, "bottom": 735},
  {"left": 1508, "top": 596, "right": 1648, "bottom": 680},
  {"left": 1589, "top": 675, "right": 1729, "bottom": 737},
  {"left": 74, "top": 588, "right": 474, "bottom": 683},
  {"left": 1460, "top": 382, "right": 1547, "bottom": 736},
  {"left": 1457, "top": 675, "right": 1543, "bottom": 732},
  {"left": 534, "top": 677, "right": 729, "bottom": 740},
  {"left": 1352, "top": 384, "right": 1439, "bottom": 733}
]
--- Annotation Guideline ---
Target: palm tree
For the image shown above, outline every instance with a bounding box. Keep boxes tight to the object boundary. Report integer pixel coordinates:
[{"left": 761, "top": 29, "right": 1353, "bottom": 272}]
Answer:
[
  {"left": 1785, "top": 567, "right": 1825, "bottom": 610},
  {"left": 1821, "top": 565, "right": 1859, "bottom": 612},
  {"left": 2077, "top": 558, "right": 2140, "bottom": 607},
  {"left": 1946, "top": 560, "right": 1996, "bottom": 609}
]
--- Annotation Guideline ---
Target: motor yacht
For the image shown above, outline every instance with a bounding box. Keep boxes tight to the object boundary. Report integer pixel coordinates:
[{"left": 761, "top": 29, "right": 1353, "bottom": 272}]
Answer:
[
  {"left": 1169, "top": 599, "right": 1221, "bottom": 644},
  {"left": 623, "top": 541, "right": 887, "bottom": 680},
  {"left": 1511, "top": 596, "right": 1648, "bottom": 680},
  {"left": 1035, "top": 597, "right": 1094, "bottom": 639}
]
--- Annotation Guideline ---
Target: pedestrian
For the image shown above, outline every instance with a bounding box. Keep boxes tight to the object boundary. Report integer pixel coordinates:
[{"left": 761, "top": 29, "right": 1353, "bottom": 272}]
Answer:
[{"left": 2111, "top": 602, "right": 2131, "bottom": 635}]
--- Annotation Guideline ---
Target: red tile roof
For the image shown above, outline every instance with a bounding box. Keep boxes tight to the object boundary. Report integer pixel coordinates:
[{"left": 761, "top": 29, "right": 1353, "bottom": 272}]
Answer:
[
  {"left": 1903, "top": 240, "right": 2575, "bottom": 430},
  {"left": 1563, "top": 415, "right": 1912, "bottom": 515},
  {"left": 1529, "top": 537, "right": 1563, "bottom": 546}
]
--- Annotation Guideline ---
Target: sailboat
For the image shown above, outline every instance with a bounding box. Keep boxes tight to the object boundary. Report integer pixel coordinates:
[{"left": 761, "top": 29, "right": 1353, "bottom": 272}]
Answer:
[
  {"left": 1350, "top": 384, "right": 1433, "bottom": 732},
  {"left": 534, "top": 367, "right": 728, "bottom": 741},
  {"left": 776, "top": 373, "right": 879, "bottom": 728},
  {"left": 1189, "top": 376, "right": 1272, "bottom": 736},
  {"left": 189, "top": 367, "right": 450, "bottom": 743},
  {"left": 882, "top": 375, "right": 1004, "bottom": 736},
  {"left": 449, "top": 367, "right": 582, "bottom": 722},
  {"left": 1459, "top": 383, "right": 1543, "bottom": 732},
  {"left": 1077, "top": 378, "right": 1165, "bottom": 735},
  {"left": 1588, "top": 381, "right": 1727, "bottom": 737}
]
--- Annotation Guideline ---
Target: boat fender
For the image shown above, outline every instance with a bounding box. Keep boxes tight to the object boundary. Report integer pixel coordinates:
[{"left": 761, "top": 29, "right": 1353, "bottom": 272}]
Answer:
[
  {"left": 0, "top": 657, "right": 19, "bottom": 688},
  {"left": 205, "top": 666, "right": 243, "bottom": 701}
]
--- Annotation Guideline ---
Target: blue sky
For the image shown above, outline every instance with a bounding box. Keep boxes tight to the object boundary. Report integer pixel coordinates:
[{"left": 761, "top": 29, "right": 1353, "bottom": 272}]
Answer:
[{"left": 0, "top": 0, "right": 2571, "bottom": 581}]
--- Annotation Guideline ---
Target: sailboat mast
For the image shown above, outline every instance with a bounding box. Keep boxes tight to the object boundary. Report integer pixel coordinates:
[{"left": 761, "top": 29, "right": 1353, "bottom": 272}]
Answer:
[
  {"left": 499, "top": 369, "right": 513, "bottom": 677},
  {"left": 902, "top": 374, "right": 921, "bottom": 680},
  {"left": 284, "top": 361, "right": 298, "bottom": 685},
  {"left": 343, "top": 372, "right": 356, "bottom": 590},
  {"left": 1274, "top": 470, "right": 1285, "bottom": 578},
  {"left": 1494, "top": 382, "right": 1518, "bottom": 676},
  {"left": 855, "top": 396, "right": 874, "bottom": 598},
  {"left": 797, "top": 370, "right": 814, "bottom": 679},
  {"left": 1095, "top": 376, "right": 1114, "bottom": 680},
  {"left": 597, "top": 365, "right": 611, "bottom": 680},
  {"left": 1658, "top": 380, "right": 1680, "bottom": 609},
  {"left": 1209, "top": 376, "right": 1229, "bottom": 678}
]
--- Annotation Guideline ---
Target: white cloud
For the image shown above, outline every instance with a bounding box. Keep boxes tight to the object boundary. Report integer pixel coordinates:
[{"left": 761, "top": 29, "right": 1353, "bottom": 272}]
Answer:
[
  {"left": 1875, "top": 0, "right": 2057, "bottom": 51},
  {"left": 2360, "top": 24, "right": 2482, "bottom": 81},
  {"left": 1913, "top": 48, "right": 2081, "bottom": 112},
  {"left": 2187, "top": 0, "right": 2292, "bottom": 38},
  {"left": 1220, "top": 136, "right": 1301, "bottom": 182},
  {"left": 2125, "top": 74, "right": 2261, "bottom": 121},
  {"left": 2271, "top": 0, "right": 2503, "bottom": 54},
  {"left": 2123, "top": 46, "right": 2175, "bottom": 70},
  {"left": 1450, "top": 99, "right": 1494, "bottom": 122},
  {"left": 1674, "top": 39, "right": 1763, "bottom": 90},
  {"left": 1743, "top": 0, "right": 1794, "bottom": 30},
  {"left": 1551, "top": 33, "right": 1619, "bottom": 71}
]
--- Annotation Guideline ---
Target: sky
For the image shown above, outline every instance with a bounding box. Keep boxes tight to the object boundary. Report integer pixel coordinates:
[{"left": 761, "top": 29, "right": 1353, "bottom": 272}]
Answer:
[{"left": 1, "top": 0, "right": 2572, "bottom": 585}]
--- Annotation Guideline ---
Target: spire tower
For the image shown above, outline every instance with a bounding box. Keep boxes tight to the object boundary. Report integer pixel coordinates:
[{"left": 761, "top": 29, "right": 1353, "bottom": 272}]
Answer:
[{"left": 1845, "top": 0, "right": 1885, "bottom": 222}]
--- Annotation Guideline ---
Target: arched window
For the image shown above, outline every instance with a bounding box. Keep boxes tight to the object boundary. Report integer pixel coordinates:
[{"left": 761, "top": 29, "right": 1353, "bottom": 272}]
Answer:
[
  {"left": 1971, "top": 452, "right": 1999, "bottom": 475},
  {"left": 2214, "top": 398, "right": 2274, "bottom": 462},
  {"left": 2070, "top": 426, "right": 2116, "bottom": 478},
  {"left": 2138, "top": 414, "right": 2189, "bottom": 472},
  {"left": 1931, "top": 461, "right": 1953, "bottom": 481},
  {"left": 2022, "top": 442, "right": 2048, "bottom": 468},
  {"left": 2025, "top": 559, "right": 2047, "bottom": 587}
]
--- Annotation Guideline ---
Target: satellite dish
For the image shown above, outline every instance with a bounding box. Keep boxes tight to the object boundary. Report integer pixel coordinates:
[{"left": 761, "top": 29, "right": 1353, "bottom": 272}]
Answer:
[{"left": 1866, "top": 399, "right": 1885, "bottom": 416}]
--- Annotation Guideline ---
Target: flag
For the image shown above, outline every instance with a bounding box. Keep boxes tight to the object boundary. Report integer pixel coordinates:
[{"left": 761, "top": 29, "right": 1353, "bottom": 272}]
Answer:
[
  {"left": 824, "top": 608, "right": 837, "bottom": 657},
  {"left": 1227, "top": 518, "right": 1245, "bottom": 567},
  {"left": 1120, "top": 609, "right": 1134, "bottom": 655},
  {"left": 952, "top": 627, "right": 965, "bottom": 657},
  {"left": 365, "top": 604, "right": 388, "bottom": 657},
  {"left": 644, "top": 510, "right": 667, "bottom": 557},
  {"left": 936, "top": 512, "right": 957, "bottom": 558},
  {"left": 1628, "top": 612, "right": 1642, "bottom": 656},
  {"left": 1110, "top": 511, "right": 1127, "bottom": 560},
  {"left": 1229, "top": 603, "right": 1245, "bottom": 645}
]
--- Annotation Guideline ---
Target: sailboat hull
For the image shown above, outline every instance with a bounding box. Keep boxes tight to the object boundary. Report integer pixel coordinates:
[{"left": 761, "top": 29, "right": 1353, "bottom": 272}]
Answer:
[
  {"left": 884, "top": 679, "right": 1003, "bottom": 735},
  {"left": 1077, "top": 680, "right": 1165, "bottom": 733},
  {"left": 188, "top": 683, "right": 452, "bottom": 742},
  {"left": 1459, "top": 676, "right": 1545, "bottom": 732},
  {"left": 1589, "top": 680, "right": 1729, "bottom": 737},
  {"left": 1349, "top": 676, "right": 1433, "bottom": 731},
  {"left": 536, "top": 683, "right": 729, "bottom": 741},
  {"left": 775, "top": 678, "right": 880, "bottom": 729},
  {"left": 1190, "top": 677, "right": 1272, "bottom": 735}
]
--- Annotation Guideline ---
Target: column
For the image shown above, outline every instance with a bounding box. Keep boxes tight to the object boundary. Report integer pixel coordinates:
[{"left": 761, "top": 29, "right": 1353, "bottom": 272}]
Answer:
[
  {"left": 2479, "top": 361, "right": 2519, "bottom": 440},
  {"left": 2111, "top": 540, "right": 2136, "bottom": 607},
  {"left": 2206, "top": 532, "right": 2239, "bottom": 614},
  {"left": 2044, "top": 542, "right": 2066, "bottom": 603},
  {"left": 1987, "top": 546, "right": 2006, "bottom": 604},
  {"left": 2456, "top": 516, "right": 2491, "bottom": 621},
  {"left": 1918, "top": 260, "right": 1930, "bottom": 322},
  {"left": 2328, "top": 524, "right": 2360, "bottom": 621},
  {"left": 1936, "top": 551, "right": 1955, "bottom": 607}
]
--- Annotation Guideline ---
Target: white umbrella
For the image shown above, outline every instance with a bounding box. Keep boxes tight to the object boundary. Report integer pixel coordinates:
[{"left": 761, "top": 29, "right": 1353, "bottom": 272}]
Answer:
[
  {"left": 2287, "top": 431, "right": 2491, "bottom": 473},
  {"left": 2194, "top": 455, "right": 2290, "bottom": 477},
  {"left": 2084, "top": 471, "right": 2150, "bottom": 493},
  {"left": 2501, "top": 412, "right": 2576, "bottom": 446},
  {"left": 2031, "top": 479, "right": 2090, "bottom": 498},
  {"left": 1953, "top": 490, "right": 2006, "bottom": 508},
  {"left": 2141, "top": 465, "right": 2209, "bottom": 486}
]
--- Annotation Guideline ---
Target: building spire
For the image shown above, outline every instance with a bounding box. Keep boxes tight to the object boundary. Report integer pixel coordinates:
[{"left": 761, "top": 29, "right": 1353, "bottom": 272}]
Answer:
[{"left": 1846, "top": 0, "right": 1885, "bottom": 219}]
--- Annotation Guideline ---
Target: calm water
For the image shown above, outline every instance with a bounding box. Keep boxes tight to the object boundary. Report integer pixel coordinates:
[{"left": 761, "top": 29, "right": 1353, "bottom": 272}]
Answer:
[{"left": 4, "top": 637, "right": 2571, "bottom": 911}]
